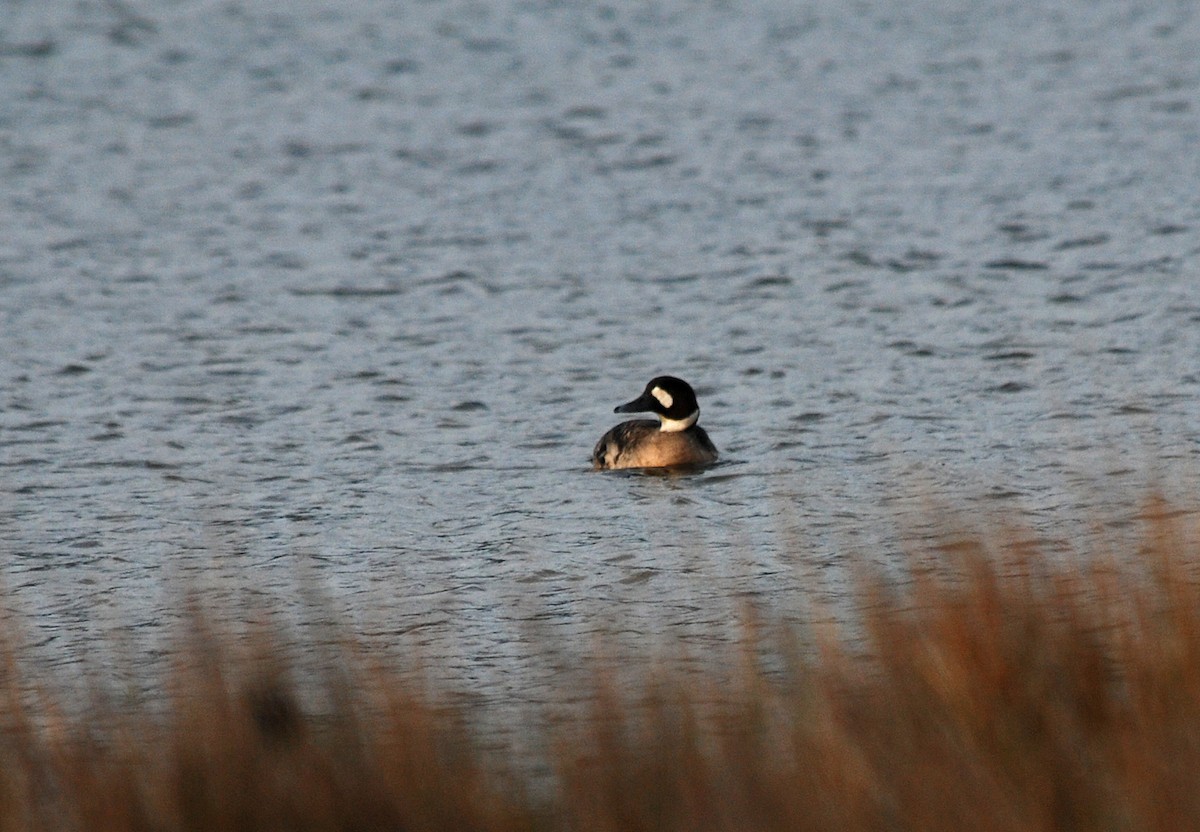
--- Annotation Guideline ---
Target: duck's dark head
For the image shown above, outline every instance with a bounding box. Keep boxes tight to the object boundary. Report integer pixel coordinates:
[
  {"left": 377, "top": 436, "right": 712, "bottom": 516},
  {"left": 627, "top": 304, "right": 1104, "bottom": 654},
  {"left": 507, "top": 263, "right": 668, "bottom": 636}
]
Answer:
[{"left": 614, "top": 376, "right": 701, "bottom": 432}]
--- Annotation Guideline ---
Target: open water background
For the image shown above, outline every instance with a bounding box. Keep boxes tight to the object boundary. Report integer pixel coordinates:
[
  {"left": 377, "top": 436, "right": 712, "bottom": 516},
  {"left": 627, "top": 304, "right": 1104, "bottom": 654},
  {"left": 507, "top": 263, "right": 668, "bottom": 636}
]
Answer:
[{"left": 3, "top": 0, "right": 1200, "bottom": 725}]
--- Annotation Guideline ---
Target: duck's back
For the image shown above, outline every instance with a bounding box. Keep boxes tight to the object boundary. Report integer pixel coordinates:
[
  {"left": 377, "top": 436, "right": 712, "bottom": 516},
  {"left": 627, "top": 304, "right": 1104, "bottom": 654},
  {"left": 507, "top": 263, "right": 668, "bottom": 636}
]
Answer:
[{"left": 592, "top": 420, "right": 718, "bottom": 470}]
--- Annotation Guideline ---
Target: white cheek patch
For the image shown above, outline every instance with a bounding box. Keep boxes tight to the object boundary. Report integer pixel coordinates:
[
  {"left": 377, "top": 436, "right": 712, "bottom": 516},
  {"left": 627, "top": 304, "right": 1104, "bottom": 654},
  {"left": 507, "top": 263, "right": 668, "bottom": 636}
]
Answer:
[{"left": 650, "top": 386, "right": 673, "bottom": 409}]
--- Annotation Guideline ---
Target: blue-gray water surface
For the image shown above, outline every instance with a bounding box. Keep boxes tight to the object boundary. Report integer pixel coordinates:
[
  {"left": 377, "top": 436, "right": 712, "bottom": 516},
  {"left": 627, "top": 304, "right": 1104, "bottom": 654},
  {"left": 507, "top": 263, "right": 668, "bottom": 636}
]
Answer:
[{"left": 3, "top": 0, "right": 1200, "bottom": 726}]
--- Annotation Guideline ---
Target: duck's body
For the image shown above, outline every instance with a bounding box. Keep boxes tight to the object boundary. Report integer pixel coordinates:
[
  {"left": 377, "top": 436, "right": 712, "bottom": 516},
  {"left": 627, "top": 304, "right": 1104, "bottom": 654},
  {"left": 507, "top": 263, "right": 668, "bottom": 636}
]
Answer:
[
  {"left": 592, "top": 376, "right": 718, "bottom": 470},
  {"left": 592, "top": 419, "right": 718, "bottom": 469}
]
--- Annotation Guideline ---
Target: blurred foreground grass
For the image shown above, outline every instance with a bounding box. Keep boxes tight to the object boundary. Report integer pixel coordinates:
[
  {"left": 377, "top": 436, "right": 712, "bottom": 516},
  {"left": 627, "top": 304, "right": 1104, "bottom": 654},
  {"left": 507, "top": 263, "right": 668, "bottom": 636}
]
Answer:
[{"left": 5, "top": 498, "right": 1200, "bottom": 830}]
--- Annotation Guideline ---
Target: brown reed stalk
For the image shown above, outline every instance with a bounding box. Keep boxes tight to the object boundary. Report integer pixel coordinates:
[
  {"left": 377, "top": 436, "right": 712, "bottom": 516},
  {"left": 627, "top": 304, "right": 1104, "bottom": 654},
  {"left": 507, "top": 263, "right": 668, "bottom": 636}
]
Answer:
[{"left": 2, "top": 499, "right": 1200, "bottom": 830}]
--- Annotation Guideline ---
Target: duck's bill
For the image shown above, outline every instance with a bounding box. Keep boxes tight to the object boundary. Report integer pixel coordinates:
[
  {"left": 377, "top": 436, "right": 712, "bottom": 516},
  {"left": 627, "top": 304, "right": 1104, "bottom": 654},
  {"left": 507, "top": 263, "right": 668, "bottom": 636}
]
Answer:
[{"left": 614, "top": 393, "right": 656, "bottom": 414}]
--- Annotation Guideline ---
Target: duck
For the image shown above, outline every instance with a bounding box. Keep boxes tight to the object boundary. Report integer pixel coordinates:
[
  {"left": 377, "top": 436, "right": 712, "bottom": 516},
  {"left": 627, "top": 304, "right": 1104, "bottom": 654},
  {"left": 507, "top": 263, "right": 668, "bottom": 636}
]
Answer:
[{"left": 592, "top": 376, "right": 718, "bottom": 470}]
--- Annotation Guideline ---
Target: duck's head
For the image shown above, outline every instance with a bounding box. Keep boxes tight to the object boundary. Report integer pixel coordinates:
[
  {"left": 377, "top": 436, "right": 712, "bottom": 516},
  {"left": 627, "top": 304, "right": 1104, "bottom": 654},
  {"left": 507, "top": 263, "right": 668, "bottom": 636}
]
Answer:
[{"left": 614, "top": 376, "right": 701, "bottom": 432}]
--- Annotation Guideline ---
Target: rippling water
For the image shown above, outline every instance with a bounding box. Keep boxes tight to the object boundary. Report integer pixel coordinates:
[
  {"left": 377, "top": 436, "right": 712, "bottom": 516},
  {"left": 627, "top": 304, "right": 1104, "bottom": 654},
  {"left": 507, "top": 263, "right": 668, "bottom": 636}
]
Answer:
[{"left": 3, "top": 1, "right": 1200, "bottom": 714}]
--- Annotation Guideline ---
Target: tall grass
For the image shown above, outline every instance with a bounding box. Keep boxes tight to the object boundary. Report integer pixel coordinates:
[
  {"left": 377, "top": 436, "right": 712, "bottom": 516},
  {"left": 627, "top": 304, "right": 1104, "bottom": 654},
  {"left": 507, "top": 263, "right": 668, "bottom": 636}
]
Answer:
[{"left": 5, "top": 499, "right": 1200, "bottom": 830}]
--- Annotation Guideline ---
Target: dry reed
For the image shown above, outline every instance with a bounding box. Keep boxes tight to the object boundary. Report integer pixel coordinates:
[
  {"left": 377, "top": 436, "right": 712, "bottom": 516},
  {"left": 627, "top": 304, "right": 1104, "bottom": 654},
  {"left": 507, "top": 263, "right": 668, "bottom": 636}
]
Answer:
[{"left": 4, "top": 499, "right": 1200, "bottom": 830}]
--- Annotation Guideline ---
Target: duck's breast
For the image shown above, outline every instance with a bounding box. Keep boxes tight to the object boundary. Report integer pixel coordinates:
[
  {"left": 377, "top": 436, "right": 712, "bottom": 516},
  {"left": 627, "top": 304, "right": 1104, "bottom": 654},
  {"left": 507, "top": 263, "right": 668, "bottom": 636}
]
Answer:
[{"left": 593, "top": 422, "right": 717, "bottom": 469}]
